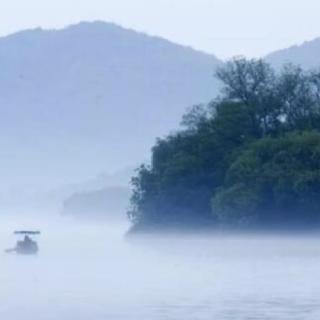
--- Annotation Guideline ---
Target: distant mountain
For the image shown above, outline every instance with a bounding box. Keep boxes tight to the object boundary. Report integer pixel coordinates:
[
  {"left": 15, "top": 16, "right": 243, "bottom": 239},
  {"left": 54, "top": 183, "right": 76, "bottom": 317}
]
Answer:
[
  {"left": 62, "top": 186, "right": 131, "bottom": 221},
  {"left": 0, "top": 167, "right": 135, "bottom": 215},
  {"left": 266, "top": 37, "right": 320, "bottom": 70},
  {"left": 0, "top": 21, "right": 221, "bottom": 192}
]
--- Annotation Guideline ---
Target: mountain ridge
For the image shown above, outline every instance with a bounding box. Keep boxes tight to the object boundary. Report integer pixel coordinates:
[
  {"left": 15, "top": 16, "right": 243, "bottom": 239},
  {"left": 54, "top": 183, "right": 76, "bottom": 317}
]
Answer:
[
  {"left": 0, "top": 20, "right": 221, "bottom": 193},
  {"left": 265, "top": 36, "right": 320, "bottom": 69},
  {"left": 0, "top": 21, "right": 220, "bottom": 60}
]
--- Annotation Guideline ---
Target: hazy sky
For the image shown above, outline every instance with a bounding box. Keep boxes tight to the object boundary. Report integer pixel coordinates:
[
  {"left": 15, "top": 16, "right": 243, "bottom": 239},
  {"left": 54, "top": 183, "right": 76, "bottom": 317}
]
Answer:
[{"left": 1, "top": 0, "right": 320, "bottom": 59}]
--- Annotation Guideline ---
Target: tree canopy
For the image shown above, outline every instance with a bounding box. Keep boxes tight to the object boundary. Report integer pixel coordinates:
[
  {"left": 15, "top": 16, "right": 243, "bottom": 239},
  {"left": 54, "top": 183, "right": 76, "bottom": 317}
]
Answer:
[
  {"left": 212, "top": 131, "right": 320, "bottom": 227},
  {"left": 128, "top": 58, "right": 320, "bottom": 232}
]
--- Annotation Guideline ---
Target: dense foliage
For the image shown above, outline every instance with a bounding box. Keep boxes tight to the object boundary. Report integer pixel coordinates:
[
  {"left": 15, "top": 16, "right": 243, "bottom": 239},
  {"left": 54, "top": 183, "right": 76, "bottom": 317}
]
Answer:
[
  {"left": 129, "top": 58, "right": 320, "bottom": 231},
  {"left": 212, "top": 132, "right": 320, "bottom": 227}
]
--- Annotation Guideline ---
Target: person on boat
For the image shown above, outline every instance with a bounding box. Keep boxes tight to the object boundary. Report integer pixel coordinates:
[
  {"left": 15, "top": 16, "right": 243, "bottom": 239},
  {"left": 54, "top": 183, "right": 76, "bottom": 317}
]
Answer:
[
  {"left": 24, "top": 235, "right": 32, "bottom": 244},
  {"left": 16, "top": 235, "right": 37, "bottom": 253}
]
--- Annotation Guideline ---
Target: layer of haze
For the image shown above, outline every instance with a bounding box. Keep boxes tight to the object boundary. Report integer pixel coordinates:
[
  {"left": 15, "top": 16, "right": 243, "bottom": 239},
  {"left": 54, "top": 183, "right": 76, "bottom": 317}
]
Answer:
[
  {"left": 1, "top": 216, "right": 320, "bottom": 319},
  {"left": 1, "top": 0, "right": 320, "bottom": 59}
]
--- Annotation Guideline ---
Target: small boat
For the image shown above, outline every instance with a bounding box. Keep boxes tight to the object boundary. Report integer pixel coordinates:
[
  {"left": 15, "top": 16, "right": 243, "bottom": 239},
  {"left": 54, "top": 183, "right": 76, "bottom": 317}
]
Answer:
[{"left": 5, "top": 231, "right": 40, "bottom": 255}]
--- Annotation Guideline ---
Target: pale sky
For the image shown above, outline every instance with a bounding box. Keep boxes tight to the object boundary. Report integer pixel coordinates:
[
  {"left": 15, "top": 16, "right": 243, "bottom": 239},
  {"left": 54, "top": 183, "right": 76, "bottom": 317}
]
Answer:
[{"left": 0, "top": 0, "right": 320, "bottom": 59}]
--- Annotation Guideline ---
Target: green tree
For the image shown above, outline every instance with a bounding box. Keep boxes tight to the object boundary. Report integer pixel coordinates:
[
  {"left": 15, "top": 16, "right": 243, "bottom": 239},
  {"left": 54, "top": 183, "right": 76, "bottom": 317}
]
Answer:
[
  {"left": 212, "top": 132, "right": 320, "bottom": 227},
  {"left": 129, "top": 58, "right": 320, "bottom": 232}
]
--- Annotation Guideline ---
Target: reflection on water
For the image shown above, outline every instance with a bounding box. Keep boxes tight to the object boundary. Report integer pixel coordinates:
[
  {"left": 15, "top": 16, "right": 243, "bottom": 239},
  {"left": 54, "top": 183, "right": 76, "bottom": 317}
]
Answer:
[{"left": 1, "top": 216, "right": 320, "bottom": 320}]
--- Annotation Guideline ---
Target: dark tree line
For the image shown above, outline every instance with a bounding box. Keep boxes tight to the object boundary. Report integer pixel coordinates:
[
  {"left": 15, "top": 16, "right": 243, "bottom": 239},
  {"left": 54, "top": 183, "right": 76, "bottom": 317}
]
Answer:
[{"left": 128, "top": 58, "right": 320, "bottom": 231}]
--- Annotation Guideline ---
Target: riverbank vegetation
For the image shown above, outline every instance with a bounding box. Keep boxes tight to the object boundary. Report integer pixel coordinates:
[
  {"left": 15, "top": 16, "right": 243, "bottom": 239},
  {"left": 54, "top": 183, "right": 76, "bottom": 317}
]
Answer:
[{"left": 129, "top": 58, "right": 320, "bottom": 231}]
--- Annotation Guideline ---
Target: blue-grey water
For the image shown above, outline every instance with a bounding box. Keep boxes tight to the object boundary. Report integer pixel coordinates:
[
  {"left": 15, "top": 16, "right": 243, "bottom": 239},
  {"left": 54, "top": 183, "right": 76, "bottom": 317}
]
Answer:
[{"left": 1, "top": 216, "right": 320, "bottom": 320}]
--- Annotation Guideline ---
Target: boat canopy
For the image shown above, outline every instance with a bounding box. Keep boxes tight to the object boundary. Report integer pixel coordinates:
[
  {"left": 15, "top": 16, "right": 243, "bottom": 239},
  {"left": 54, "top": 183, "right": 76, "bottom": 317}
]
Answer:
[{"left": 14, "top": 231, "right": 41, "bottom": 235}]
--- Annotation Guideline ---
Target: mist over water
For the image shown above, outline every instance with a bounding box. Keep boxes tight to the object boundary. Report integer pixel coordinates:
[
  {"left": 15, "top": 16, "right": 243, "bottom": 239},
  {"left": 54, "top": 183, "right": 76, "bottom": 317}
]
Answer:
[{"left": 0, "top": 214, "right": 320, "bottom": 320}]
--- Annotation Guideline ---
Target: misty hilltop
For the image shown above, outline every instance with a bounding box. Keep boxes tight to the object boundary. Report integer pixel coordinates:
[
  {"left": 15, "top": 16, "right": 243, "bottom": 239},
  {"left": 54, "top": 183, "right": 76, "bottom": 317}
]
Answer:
[
  {"left": 0, "top": 21, "right": 221, "bottom": 191},
  {"left": 266, "top": 37, "right": 320, "bottom": 69}
]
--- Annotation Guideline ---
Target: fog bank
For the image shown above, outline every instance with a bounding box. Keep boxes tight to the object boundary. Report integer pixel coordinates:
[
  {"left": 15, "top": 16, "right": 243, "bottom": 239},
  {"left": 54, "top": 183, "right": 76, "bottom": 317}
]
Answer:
[{"left": 1, "top": 216, "right": 320, "bottom": 319}]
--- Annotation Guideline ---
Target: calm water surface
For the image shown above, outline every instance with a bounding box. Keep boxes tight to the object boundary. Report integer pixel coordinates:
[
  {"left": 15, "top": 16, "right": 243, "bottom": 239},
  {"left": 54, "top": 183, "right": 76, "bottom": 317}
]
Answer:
[{"left": 1, "top": 217, "right": 320, "bottom": 320}]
